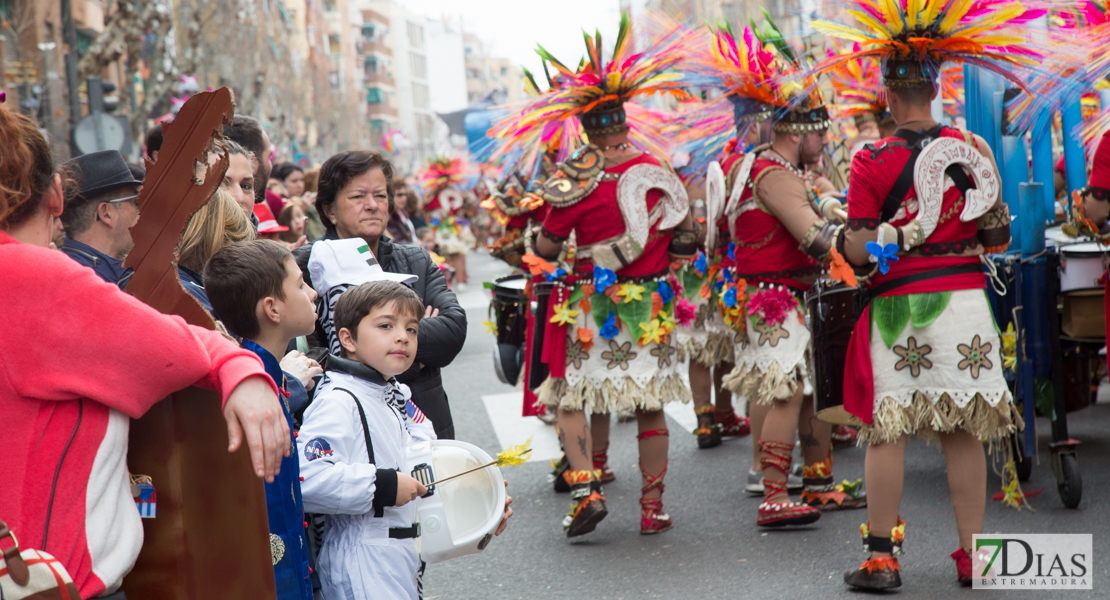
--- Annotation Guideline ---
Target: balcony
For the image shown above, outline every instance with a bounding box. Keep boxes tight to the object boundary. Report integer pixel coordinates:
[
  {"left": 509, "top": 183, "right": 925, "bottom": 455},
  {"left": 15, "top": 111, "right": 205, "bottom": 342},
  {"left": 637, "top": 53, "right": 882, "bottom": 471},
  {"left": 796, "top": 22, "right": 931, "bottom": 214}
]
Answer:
[
  {"left": 363, "top": 40, "right": 393, "bottom": 56},
  {"left": 365, "top": 72, "right": 395, "bottom": 86},
  {"left": 367, "top": 104, "right": 399, "bottom": 118}
]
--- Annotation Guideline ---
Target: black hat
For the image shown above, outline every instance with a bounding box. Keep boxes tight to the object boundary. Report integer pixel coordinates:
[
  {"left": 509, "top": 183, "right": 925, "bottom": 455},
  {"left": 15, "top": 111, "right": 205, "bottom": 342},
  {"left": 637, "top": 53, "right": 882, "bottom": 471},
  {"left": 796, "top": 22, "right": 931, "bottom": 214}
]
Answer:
[{"left": 62, "top": 150, "right": 143, "bottom": 201}]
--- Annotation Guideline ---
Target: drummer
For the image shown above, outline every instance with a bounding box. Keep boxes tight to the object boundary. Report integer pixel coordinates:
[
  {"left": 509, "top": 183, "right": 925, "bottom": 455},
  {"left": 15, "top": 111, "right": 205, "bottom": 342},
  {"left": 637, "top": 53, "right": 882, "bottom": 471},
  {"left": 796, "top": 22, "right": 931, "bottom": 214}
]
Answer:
[
  {"left": 700, "top": 22, "right": 866, "bottom": 528},
  {"left": 1062, "top": 130, "right": 1110, "bottom": 338}
]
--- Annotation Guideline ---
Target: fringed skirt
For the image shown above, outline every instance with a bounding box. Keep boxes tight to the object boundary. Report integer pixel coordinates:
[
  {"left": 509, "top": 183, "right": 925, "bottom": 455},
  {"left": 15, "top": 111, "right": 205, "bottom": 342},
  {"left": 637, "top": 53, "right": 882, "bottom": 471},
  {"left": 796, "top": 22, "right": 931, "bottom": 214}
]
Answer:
[
  {"left": 722, "top": 296, "right": 809, "bottom": 404},
  {"left": 676, "top": 302, "right": 735, "bottom": 368},
  {"left": 536, "top": 291, "right": 690, "bottom": 414},
  {"left": 863, "top": 289, "right": 1019, "bottom": 444}
]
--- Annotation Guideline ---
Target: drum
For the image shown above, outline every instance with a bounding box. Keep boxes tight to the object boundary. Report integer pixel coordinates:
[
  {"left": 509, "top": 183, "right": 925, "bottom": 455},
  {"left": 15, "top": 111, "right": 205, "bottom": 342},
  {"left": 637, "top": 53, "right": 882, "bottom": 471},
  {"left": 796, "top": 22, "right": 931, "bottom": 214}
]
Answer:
[
  {"left": 527, "top": 281, "right": 555, "bottom": 390},
  {"left": 490, "top": 274, "right": 528, "bottom": 385},
  {"left": 806, "top": 279, "right": 864, "bottom": 425},
  {"left": 1060, "top": 242, "right": 1109, "bottom": 292}
]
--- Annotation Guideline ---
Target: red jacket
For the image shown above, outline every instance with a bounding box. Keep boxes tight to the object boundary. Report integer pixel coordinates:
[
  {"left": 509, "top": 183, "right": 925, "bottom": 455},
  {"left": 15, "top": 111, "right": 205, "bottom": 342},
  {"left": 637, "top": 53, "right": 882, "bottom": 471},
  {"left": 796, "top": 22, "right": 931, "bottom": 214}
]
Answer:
[{"left": 0, "top": 231, "right": 275, "bottom": 598}]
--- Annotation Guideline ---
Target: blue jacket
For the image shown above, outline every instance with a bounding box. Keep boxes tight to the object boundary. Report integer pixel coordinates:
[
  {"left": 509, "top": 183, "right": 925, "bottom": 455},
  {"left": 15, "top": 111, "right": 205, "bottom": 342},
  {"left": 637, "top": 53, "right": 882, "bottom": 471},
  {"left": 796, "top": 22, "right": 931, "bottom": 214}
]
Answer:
[
  {"left": 59, "top": 238, "right": 132, "bottom": 289},
  {"left": 177, "top": 265, "right": 213, "bottom": 313},
  {"left": 241, "top": 339, "right": 314, "bottom": 600}
]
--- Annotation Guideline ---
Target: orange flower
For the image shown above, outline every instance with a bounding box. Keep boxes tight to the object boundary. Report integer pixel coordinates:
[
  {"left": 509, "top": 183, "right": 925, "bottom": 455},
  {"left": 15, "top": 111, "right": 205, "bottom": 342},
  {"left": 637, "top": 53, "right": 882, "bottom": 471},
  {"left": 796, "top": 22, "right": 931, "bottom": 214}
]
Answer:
[
  {"left": 577, "top": 327, "right": 594, "bottom": 352},
  {"left": 579, "top": 295, "right": 591, "bottom": 315},
  {"left": 521, "top": 253, "right": 556, "bottom": 276},
  {"left": 828, "top": 246, "right": 858, "bottom": 287},
  {"left": 580, "top": 283, "right": 595, "bottom": 297},
  {"left": 650, "top": 292, "right": 663, "bottom": 319},
  {"left": 699, "top": 283, "right": 711, "bottom": 300},
  {"left": 606, "top": 285, "right": 623, "bottom": 304}
]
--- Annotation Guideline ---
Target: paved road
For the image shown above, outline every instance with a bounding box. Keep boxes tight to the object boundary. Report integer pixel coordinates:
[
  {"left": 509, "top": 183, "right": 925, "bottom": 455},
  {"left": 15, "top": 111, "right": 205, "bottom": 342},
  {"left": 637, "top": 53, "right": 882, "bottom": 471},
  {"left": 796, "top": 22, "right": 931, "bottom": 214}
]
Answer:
[{"left": 424, "top": 250, "right": 1110, "bottom": 599}]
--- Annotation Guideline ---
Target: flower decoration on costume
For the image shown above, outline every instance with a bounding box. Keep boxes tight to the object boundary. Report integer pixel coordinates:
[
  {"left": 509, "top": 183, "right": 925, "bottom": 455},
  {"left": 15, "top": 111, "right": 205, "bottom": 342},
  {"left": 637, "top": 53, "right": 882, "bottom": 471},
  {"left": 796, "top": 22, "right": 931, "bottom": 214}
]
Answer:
[
  {"left": 546, "top": 267, "right": 567, "bottom": 282},
  {"left": 650, "top": 343, "right": 675, "bottom": 368},
  {"left": 1001, "top": 322, "right": 1017, "bottom": 371},
  {"left": 865, "top": 241, "right": 900, "bottom": 275},
  {"left": 522, "top": 253, "right": 557, "bottom": 276},
  {"left": 893, "top": 337, "right": 933, "bottom": 377},
  {"left": 550, "top": 302, "right": 579, "bottom": 326},
  {"left": 483, "top": 319, "right": 498, "bottom": 335},
  {"left": 746, "top": 286, "right": 797, "bottom": 327},
  {"left": 675, "top": 298, "right": 697, "bottom": 327},
  {"left": 957, "top": 334, "right": 994, "bottom": 378},
  {"left": 694, "top": 251, "right": 707, "bottom": 275},
  {"left": 602, "top": 340, "right": 638, "bottom": 370},
  {"left": 576, "top": 327, "right": 594, "bottom": 352},
  {"left": 618, "top": 283, "right": 645, "bottom": 304},
  {"left": 639, "top": 319, "right": 668, "bottom": 346},
  {"left": 656, "top": 280, "right": 674, "bottom": 304},
  {"left": 600, "top": 311, "right": 620, "bottom": 339},
  {"left": 567, "top": 340, "right": 590, "bottom": 369},
  {"left": 593, "top": 266, "right": 617, "bottom": 293},
  {"left": 723, "top": 286, "right": 738, "bottom": 308}
]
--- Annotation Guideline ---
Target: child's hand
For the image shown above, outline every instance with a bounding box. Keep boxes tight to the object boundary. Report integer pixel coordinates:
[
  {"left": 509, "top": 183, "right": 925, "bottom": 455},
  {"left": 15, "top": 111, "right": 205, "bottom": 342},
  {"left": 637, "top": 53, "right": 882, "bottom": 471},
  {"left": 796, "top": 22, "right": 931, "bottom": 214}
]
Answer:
[
  {"left": 395, "top": 472, "right": 428, "bottom": 507},
  {"left": 495, "top": 480, "right": 513, "bottom": 536}
]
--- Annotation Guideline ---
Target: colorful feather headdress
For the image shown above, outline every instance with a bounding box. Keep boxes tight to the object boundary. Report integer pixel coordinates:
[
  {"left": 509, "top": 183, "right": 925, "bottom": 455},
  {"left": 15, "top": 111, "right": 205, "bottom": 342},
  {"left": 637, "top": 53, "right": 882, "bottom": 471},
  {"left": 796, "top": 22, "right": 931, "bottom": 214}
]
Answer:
[
  {"left": 486, "top": 11, "right": 691, "bottom": 175},
  {"left": 813, "top": 0, "right": 1047, "bottom": 91},
  {"left": 416, "top": 156, "right": 475, "bottom": 196},
  {"left": 825, "top": 42, "right": 891, "bottom": 126}
]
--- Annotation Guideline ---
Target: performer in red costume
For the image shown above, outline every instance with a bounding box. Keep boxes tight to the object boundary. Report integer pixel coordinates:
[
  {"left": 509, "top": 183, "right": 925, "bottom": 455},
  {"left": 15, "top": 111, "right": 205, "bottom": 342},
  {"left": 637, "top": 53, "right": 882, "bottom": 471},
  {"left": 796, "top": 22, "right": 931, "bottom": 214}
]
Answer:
[
  {"left": 812, "top": 0, "right": 1032, "bottom": 589},
  {"left": 694, "top": 22, "right": 865, "bottom": 528},
  {"left": 498, "top": 14, "right": 696, "bottom": 536}
]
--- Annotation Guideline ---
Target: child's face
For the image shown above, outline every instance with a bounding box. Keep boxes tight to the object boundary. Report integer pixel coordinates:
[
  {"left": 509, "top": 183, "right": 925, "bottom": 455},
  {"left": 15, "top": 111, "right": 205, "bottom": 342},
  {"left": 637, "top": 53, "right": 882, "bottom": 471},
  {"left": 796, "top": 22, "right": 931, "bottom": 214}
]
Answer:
[
  {"left": 421, "top": 234, "right": 435, "bottom": 249},
  {"left": 274, "top": 257, "right": 318, "bottom": 337},
  {"left": 339, "top": 301, "right": 419, "bottom": 377}
]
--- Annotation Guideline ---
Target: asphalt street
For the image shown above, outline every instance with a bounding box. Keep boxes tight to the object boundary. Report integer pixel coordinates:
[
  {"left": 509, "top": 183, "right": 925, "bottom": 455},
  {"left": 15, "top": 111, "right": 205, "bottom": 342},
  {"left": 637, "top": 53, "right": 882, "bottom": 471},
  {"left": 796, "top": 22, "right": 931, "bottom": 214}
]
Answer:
[{"left": 424, "top": 250, "right": 1110, "bottom": 600}]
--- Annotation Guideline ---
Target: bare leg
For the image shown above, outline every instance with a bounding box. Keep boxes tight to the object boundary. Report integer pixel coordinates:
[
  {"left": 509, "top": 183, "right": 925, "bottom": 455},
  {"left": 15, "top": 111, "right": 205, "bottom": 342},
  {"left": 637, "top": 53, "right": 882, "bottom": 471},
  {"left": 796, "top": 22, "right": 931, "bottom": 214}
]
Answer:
[
  {"left": 759, "top": 385, "right": 805, "bottom": 503},
  {"left": 636, "top": 409, "right": 669, "bottom": 500},
  {"left": 713, "top": 362, "right": 734, "bottom": 413},
  {"left": 749, "top": 398, "right": 772, "bottom": 470},
  {"left": 864, "top": 436, "right": 907, "bottom": 558},
  {"left": 448, "top": 253, "right": 468, "bottom": 284},
  {"left": 798, "top": 395, "right": 832, "bottom": 467},
  {"left": 591, "top": 412, "right": 611, "bottom": 467},
  {"left": 690, "top": 361, "right": 713, "bottom": 411},
  {"left": 557, "top": 408, "right": 592, "bottom": 472},
  {"left": 938, "top": 429, "right": 986, "bottom": 551}
]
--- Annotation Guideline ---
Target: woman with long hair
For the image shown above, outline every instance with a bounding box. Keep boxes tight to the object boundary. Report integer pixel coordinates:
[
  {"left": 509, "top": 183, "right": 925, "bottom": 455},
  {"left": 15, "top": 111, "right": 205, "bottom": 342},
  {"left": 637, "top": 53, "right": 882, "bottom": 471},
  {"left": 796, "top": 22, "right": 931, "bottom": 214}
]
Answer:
[{"left": 177, "top": 186, "right": 257, "bottom": 311}]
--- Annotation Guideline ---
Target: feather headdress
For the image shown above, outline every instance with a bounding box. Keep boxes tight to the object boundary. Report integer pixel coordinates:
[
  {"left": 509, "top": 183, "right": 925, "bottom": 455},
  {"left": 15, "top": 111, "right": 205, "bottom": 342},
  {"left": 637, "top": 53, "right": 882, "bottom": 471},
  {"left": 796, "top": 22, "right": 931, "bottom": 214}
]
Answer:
[
  {"left": 486, "top": 11, "right": 691, "bottom": 175},
  {"left": 812, "top": 0, "right": 1047, "bottom": 90},
  {"left": 825, "top": 42, "right": 890, "bottom": 125},
  {"left": 416, "top": 156, "right": 476, "bottom": 196}
]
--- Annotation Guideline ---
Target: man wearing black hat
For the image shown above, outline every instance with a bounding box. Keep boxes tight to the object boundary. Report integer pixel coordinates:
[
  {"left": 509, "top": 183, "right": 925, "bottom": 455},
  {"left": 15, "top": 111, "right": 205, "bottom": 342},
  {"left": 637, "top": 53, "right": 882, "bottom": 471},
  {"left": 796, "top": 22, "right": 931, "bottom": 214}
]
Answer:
[{"left": 58, "top": 150, "right": 143, "bottom": 289}]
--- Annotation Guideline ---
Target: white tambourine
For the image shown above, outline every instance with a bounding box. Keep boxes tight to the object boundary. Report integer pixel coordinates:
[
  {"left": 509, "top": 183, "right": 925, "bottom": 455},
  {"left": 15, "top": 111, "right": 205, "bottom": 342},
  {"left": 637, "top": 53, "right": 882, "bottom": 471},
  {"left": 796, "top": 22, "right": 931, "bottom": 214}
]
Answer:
[
  {"left": 616, "top": 164, "right": 690, "bottom": 249},
  {"left": 705, "top": 161, "right": 726, "bottom": 253},
  {"left": 405, "top": 440, "right": 506, "bottom": 564},
  {"left": 438, "top": 188, "right": 465, "bottom": 212},
  {"left": 911, "top": 137, "right": 999, "bottom": 245}
]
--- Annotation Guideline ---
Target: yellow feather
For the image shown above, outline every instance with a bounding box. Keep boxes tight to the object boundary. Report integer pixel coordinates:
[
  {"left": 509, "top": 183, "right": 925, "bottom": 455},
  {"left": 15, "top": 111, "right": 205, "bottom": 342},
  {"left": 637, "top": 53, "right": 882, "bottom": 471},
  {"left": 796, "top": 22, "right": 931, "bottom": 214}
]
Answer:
[
  {"left": 848, "top": 9, "right": 892, "bottom": 39},
  {"left": 937, "top": 0, "right": 975, "bottom": 34},
  {"left": 813, "top": 21, "right": 873, "bottom": 43},
  {"left": 920, "top": 0, "right": 946, "bottom": 28},
  {"left": 950, "top": 4, "right": 1025, "bottom": 37},
  {"left": 880, "top": 0, "right": 905, "bottom": 36},
  {"left": 905, "top": 0, "right": 922, "bottom": 29},
  {"left": 495, "top": 438, "right": 533, "bottom": 468}
]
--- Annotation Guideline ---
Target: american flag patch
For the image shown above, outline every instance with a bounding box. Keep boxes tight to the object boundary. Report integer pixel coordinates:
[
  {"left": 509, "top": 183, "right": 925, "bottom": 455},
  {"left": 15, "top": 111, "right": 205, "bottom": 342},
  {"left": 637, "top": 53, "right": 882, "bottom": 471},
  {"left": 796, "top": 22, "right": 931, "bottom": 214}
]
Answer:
[{"left": 405, "top": 400, "right": 426, "bottom": 423}]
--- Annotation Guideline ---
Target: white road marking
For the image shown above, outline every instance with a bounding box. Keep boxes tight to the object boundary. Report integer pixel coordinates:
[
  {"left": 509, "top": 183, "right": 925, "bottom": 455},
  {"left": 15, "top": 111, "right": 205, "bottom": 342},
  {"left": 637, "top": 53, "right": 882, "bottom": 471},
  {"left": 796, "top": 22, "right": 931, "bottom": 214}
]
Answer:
[
  {"left": 480, "top": 391, "right": 563, "bottom": 463},
  {"left": 663, "top": 402, "right": 698, "bottom": 435}
]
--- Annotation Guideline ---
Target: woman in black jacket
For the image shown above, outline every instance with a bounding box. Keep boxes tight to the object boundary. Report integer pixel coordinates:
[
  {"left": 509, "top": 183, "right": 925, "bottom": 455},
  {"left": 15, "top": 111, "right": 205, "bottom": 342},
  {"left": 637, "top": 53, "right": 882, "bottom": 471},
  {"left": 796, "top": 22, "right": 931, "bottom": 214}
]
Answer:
[{"left": 293, "top": 151, "right": 466, "bottom": 439}]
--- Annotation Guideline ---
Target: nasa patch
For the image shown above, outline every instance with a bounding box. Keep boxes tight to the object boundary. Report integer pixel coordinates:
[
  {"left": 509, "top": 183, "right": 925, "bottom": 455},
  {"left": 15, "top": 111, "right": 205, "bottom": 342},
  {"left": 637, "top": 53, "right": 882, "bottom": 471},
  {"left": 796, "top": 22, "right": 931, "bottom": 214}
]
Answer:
[{"left": 304, "top": 437, "right": 334, "bottom": 462}]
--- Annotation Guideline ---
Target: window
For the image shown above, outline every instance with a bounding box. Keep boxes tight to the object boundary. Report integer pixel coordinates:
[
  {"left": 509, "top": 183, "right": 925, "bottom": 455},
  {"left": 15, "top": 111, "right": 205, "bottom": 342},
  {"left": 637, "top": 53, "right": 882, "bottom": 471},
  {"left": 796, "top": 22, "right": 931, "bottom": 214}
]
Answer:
[
  {"left": 500, "top": 66, "right": 508, "bottom": 77},
  {"left": 410, "top": 52, "right": 426, "bottom": 79},
  {"left": 362, "top": 24, "right": 377, "bottom": 43},
  {"left": 329, "top": 72, "right": 340, "bottom": 90},
  {"left": 324, "top": 0, "right": 337, "bottom": 11},
  {"left": 328, "top": 34, "right": 341, "bottom": 55},
  {"left": 406, "top": 22, "right": 424, "bottom": 50},
  {"left": 367, "top": 88, "right": 383, "bottom": 104},
  {"left": 412, "top": 83, "right": 429, "bottom": 109},
  {"left": 364, "top": 56, "right": 379, "bottom": 74}
]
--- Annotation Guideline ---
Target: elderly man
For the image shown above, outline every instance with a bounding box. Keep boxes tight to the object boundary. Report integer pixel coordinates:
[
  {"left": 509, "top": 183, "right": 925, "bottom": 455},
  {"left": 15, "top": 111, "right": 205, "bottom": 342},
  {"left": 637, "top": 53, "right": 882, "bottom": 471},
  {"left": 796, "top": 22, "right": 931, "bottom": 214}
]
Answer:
[
  {"left": 58, "top": 150, "right": 142, "bottom": 289},
  {"left": 293, "top": 150, "right": 466, "bottom": 440}
]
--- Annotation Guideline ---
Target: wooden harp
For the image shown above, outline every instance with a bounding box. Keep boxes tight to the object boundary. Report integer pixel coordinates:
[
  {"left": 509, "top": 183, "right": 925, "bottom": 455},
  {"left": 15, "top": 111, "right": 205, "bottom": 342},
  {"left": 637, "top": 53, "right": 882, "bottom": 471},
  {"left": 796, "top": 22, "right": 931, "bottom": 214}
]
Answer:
[{"left": 120, "top": 88, "right": 276, "bottom": 599}]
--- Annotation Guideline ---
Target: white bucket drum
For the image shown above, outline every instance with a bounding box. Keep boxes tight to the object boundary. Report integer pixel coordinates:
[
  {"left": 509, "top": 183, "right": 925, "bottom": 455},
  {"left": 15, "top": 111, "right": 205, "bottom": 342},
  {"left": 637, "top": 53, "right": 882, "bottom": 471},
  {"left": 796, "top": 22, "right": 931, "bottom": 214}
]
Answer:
[
  {"left": 1060, "top": 242, "right": 1110, "bottom": 292},
  {"left": 405, "top": 440, "right": 506, "bottom": 564}
]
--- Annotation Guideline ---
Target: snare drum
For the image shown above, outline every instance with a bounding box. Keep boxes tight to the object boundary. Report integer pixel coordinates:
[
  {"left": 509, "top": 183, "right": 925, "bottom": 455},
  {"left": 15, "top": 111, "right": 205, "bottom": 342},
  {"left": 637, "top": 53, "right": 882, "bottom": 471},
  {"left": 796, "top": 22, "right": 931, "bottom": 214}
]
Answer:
[
  {"left": 1060, "top": 242, "right": 1110, "bottom": 292},
  {"left": 490, "top": 274, "right": 528, "bottom": 385},
  {"left": 806, "top": 279, "right": 864, "bottom": 425}
]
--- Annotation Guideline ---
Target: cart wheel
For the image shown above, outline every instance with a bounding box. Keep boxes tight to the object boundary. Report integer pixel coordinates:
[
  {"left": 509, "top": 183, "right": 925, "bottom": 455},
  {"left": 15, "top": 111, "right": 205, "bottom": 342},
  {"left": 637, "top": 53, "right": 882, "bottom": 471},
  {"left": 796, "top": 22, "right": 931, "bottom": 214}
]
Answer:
[
  {"left": 1011, "top": 433, "right": 1033, "bottom": 482},
  {"left": 1056, "top": 453, "right": 1082, "bottom": 509}
]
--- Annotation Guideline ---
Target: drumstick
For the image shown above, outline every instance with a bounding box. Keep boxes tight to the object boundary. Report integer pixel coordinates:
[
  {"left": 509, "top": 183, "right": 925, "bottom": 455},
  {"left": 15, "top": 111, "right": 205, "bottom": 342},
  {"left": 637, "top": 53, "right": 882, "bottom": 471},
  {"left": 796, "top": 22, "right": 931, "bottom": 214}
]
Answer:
[{"left": 422, "top": 442, "right": 533, "bottom": 487}]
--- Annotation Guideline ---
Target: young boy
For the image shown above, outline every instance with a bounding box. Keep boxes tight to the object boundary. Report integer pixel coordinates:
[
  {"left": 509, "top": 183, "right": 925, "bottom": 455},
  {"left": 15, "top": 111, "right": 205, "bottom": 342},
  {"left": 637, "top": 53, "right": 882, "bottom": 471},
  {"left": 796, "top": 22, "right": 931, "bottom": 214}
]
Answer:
[
  {"left": 203, "top": 239, "right": 321, "bottom": 600},
  {"left": 297, "top": 281, "right": 435, "bottom": 600}
]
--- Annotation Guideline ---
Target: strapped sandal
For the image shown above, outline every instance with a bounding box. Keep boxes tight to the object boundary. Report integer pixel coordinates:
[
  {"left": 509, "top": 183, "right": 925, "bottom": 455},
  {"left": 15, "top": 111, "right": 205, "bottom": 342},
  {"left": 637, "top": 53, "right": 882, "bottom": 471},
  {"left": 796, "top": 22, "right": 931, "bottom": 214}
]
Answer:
[
  {"left": 562, "top": 469, "right": 608, "bottom": 538},
  {"left": 551, "top": 455, "right": 570, "bottom": 493},
  {"left": 694, "top": 405, "right": 722, "bottom": 449},
  {"left": 757, "top": 439, "right": 820, "bottom": 527},
  {"left": 715, "top": 408, "right": 751, "bottom": 437},
  {"left": 638, "top": 428, "right": 673, "bottom": 534},
  {"left": 800, "top": 456, "right": 867, "bottom": 510},
  {"left": 844, "top": 530, "right": 903, "bottom": 589},
  {"left": 951, "top": 547, "right": 973, "bottom": 587},
  {"left": 592, "top": 444, "right": 616, "bottom": 484}
]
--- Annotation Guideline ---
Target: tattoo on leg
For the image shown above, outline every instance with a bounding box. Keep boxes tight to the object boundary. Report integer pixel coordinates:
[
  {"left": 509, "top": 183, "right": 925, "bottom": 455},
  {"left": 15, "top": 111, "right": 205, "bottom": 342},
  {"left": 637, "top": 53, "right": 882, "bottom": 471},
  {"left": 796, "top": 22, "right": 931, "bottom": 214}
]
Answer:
[
  {"left": 799, "top": 417, "right": 820, "bottom": 447},
  {"left": 577, "top": 435, "right": 588, "bottom": 460}
]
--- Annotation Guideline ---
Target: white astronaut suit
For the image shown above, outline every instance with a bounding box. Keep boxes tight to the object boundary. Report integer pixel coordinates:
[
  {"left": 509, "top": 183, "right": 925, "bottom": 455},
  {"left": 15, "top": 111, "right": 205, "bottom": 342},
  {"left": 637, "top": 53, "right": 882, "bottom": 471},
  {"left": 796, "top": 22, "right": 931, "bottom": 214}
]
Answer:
[{"left": 298, "top": 357, "right": 436, "bottom": 600}]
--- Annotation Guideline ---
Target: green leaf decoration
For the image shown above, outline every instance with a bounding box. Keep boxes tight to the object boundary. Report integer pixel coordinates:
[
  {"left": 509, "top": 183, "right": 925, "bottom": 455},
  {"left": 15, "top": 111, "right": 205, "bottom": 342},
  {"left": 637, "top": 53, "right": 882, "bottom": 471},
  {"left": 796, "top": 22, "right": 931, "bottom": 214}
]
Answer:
[
  {"left": 871, "top": 295, "right": 911, "bottom": 349},
  {"left": 616, "top": 289, "right": 653, "bottom": 343},
  {"left": 908, "top": 291, "right": 952, "bottom": 329},
  {"left": 681, "top": 266, "right": 704, "bottom": 300},
  {"left": 1033, "top": 375, "right": 1055, "bottom": 421},
  {"left": 591, "top": 292, "right": 615, "bottom": 330},
  {"left": 759, "top": 9, "right": 796, "bottom": 65},
  {"left": 566, "top": 285, "right": 585, "bottom": 308}
]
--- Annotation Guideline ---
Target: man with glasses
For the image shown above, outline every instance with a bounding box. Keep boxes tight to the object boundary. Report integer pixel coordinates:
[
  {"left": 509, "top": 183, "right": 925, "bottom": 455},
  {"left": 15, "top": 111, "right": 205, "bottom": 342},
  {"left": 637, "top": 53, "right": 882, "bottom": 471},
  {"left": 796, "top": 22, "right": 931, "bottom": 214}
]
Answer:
[{"left": 59, "top": 150, "right": 143, "bottom": 289}]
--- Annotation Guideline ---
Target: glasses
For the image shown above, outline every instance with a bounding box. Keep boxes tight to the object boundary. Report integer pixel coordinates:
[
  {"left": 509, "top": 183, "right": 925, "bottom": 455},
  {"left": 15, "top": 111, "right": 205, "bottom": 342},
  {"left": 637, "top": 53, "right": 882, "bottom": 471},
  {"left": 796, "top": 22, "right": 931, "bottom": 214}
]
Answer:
[{"left": 106, "top": 194, "right": 140, "bottom": 205}]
